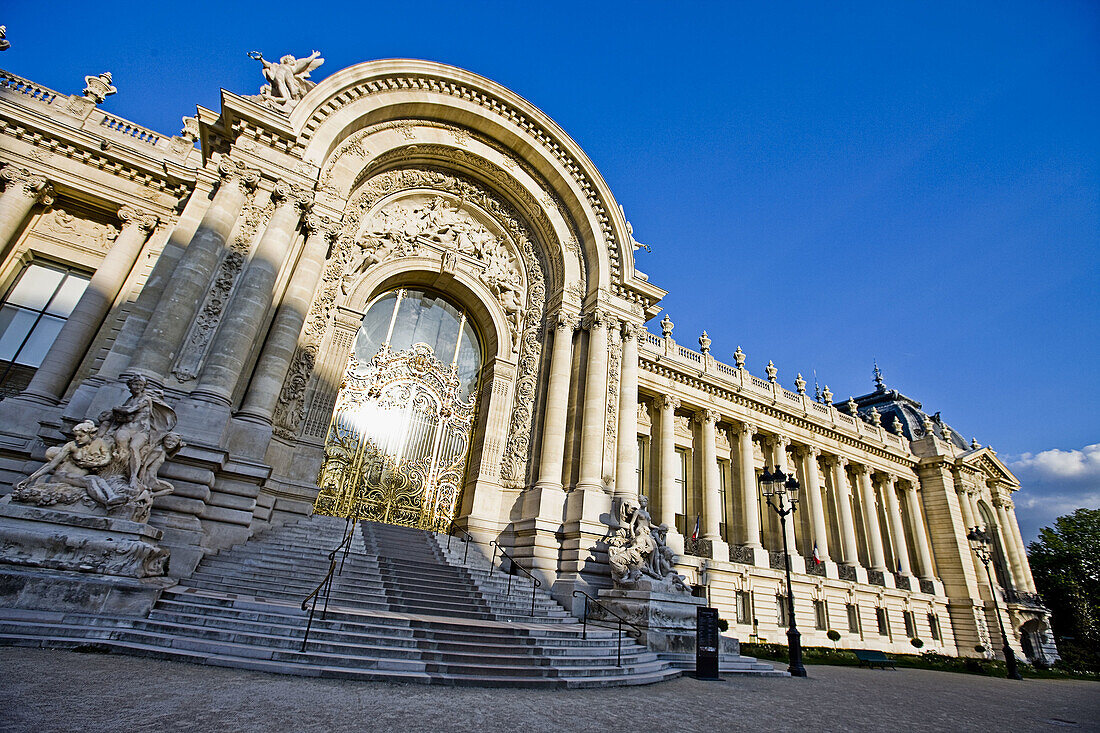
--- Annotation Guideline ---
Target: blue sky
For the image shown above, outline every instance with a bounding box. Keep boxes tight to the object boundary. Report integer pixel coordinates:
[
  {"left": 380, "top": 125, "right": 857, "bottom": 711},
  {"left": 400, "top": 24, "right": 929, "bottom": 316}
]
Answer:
[{"left": 2, "top": 1, "right": 1096, "bottom": 540}]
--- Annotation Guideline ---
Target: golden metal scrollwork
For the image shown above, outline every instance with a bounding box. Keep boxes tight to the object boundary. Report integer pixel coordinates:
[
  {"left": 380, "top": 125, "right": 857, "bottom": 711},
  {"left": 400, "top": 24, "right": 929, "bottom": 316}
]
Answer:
[{"left": 313, "top": 341, "right": 477, "bottom": 531}]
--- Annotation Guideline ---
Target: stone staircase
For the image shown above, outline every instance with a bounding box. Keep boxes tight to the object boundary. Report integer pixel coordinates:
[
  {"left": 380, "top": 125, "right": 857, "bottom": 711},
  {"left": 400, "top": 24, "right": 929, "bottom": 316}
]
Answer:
[{"left": 0, "top": 515, "right": 781, "bottom": 686}]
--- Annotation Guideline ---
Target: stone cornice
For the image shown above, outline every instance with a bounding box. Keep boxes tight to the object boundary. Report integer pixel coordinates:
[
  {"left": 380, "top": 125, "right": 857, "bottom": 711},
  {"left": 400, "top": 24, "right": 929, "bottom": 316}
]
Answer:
[{"left": 639, "top": 353, "right": 916, "bottom": 469}]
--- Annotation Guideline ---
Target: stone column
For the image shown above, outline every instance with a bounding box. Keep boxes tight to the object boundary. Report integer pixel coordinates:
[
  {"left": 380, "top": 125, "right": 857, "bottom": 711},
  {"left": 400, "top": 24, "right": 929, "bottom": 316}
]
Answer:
[
  {"left": 21, "top": 206, "right": 159, "bottom": 403},
  {"left": 829, "top": 456, "right": 860, "bottom": 567},
  {"left": 856, "top": 465, "right": 887, "bottom": 571},
  {"left": 129, "top": 157, "right": 259, "bottom": 381},
  {"left": 737, "top": 421, "right": 762, "bottom": 550},
  {"left": 657, "top": 394, "right": 682, "bottom": 551},
  {"left": 575, "top": 309, "right": 610, "bottom": 493},
  {"left": 194, "top": 180, "right": 312, "bottom": 404},
  {"left": 698, "top": 409, "right": 724, "bottom": 544},
  {"left": 994, "top": 496, "right": 1025, "bottom": 590},
  {"left": 532, "top": 311, "right": 577, "bottom": 491},
  {"left": 1004, "top": 501, "right": 1036, "bottom": 592},
  {"left": 774, "top": 436, "right": 799, "bottom": 559},
  {"left": 614, "top": 322, "right": 641, "bottom": 500},
  {"left": 0, "top": 166, "right": 53, "bottom": 248},
  {"left": 905, "top": 481, "right": 936, "bottom": 581},
  {"left": 957, "top": 484, "right": 977, "bottom": 530},
  {"left": 882, "top": 474, "right": 912, "bottom": 576},
  {"left": 237, "top": 215, "right": 337, "bottom": 423},
  {"left": 801, "top": 446, "right": 830, "bottom": 561}
]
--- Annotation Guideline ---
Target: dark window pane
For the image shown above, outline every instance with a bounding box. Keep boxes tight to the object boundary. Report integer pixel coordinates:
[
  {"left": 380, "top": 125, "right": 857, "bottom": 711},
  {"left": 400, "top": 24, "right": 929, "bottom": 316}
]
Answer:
[
  {"left": 0, "top": 306, "right": 36, "bottom": 361},
  {"left": 18, "top": 316, "right": 64, "bottom": 366}
]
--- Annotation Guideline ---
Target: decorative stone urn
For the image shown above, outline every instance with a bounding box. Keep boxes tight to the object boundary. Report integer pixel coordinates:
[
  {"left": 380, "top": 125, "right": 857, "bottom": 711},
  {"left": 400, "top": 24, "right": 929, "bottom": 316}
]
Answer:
[{"left": 0, "top": 376, "right": 182, "bottom": 612}]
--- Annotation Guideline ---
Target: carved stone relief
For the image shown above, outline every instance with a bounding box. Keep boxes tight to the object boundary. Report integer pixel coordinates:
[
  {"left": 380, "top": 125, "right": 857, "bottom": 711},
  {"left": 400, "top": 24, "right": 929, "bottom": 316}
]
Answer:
[
  {"left": 35, "top": 208, "right": 119, "bottom": 250},
  {"left": 604, "top": 334, "right": 621, "bottom": 471}
]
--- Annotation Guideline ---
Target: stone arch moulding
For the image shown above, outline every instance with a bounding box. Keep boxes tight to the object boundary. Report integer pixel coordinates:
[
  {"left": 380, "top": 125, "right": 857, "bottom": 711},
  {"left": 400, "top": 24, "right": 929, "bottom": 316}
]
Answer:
[
  {"left": 272, "top": 166, "right": 546, "bottom": 489},
  {"left": 279, "top": 58, "right": 651, "bottom": 303}
]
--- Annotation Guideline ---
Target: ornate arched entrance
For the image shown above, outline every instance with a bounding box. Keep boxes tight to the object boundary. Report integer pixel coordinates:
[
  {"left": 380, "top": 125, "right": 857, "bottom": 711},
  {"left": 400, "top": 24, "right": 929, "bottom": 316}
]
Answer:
[{"left": 312, "top": 288, "right": 483, "bottom": 530}]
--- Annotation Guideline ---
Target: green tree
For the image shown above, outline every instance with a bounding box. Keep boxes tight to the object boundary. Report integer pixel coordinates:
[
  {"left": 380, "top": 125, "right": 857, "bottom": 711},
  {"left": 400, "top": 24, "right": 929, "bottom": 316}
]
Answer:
[{"left": 1027, "top": 507, "right": 1100, "bottom": 672}]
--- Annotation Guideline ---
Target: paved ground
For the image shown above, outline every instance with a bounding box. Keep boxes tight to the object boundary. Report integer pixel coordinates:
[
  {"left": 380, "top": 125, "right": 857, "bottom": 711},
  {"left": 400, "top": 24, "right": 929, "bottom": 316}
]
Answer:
[{"left": 1, "top": 648, "right": 1097, "bottom": 732}]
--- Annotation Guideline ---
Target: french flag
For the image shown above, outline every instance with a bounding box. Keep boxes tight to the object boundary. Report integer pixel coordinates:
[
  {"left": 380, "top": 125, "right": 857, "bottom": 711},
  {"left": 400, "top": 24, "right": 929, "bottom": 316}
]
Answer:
[
  {"left": 691, "top": 515, "right": 700, "bottom": 541},
  {"left": 812, "top": 544, "right": 822, "bottom": 565}
]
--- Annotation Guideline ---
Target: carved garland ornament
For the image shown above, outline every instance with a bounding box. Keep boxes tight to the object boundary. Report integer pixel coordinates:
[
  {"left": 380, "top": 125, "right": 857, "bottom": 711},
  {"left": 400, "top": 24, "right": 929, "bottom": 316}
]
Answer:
[{"left": 274, "top": 168, "right": 546, "bottom": 485}]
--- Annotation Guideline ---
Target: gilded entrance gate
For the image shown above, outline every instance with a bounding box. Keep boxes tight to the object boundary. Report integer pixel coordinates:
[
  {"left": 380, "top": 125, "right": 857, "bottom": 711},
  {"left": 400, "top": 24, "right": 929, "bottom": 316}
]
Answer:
[{"left": 312, "top": 289, "right": 481, "bottom": 531}]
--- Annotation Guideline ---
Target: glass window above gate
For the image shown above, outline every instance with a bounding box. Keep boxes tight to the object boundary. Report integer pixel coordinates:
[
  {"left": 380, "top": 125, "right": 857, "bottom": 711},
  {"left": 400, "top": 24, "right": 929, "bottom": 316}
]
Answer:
[{"left": 352, "top": 288, "right": 482, "bottom": 400}]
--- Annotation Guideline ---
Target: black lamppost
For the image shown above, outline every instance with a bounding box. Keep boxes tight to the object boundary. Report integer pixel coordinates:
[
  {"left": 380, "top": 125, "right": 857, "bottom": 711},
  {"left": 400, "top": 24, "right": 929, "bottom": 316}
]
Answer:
[
  {"left": 967, "top": 526, "right": 1023, "bottom": 681},
  {"left": 761, "top": 465, "right": 807, "bottom": 678}
]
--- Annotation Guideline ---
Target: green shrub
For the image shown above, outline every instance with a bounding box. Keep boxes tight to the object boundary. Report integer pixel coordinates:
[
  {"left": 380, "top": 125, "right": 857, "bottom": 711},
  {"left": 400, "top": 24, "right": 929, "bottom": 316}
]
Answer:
[
  {"left": 717, "top": 618, "right": 729, "bottom": 632},
  {"left": 911, "top": 637, "right": 924, "bottom": 649},
  {"left": 826, "top": 629, "right": 841, "bottom": 643}
]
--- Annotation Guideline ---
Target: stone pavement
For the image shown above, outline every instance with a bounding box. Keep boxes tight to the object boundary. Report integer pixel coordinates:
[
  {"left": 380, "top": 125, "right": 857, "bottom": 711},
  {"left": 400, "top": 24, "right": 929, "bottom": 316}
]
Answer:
[{"left": 1, "top": 647, "right": 1097, "bottom": 732}]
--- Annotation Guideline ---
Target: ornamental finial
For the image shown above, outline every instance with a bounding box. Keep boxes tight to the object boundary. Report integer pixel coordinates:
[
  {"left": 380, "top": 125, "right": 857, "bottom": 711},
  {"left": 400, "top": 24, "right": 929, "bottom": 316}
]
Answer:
[
  {"left": 660, "top": 313, "right": 674, "bottom": 339},
  {"left": 698, "top": 330, "right": 711, "bottom": 355},
  {"left": 873, "top": 359, "right": 885, "bottom": 391}
]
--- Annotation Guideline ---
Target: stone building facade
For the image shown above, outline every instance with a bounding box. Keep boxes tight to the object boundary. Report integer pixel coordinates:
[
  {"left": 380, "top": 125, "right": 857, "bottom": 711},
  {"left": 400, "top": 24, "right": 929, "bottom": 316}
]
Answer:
[{"left": 0, "top": 56, "right": 1056, "bottom": 664}]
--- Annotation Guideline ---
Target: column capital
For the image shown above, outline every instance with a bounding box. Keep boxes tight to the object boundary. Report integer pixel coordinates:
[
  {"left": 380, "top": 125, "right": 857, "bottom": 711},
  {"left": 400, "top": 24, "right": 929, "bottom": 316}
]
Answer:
[
  {"left": 736, "top": 420, "right": 757, "bottom": 436},
  {"left": 1, "top": 165, "right": 54, "bottom": 204},
  {"left": 555, "top": 309, "right": 580, "bottom": 333},
  {"left": 660, "top": 394, "right": 680, "bottom": 412},
  {"left": 621, "top": 320, "right": 643, "bottom": 340},
  {"left": 582, "top": 308, "right": 614, "bottom": 331},
  {"left": 272, "top": 178, "right": 314, "bottom": 214},
  {"left": 304, "top": 213, "right": 340, "bottom": 240},
  {"left": 794, "top": 444, "right": 821, "bottom": 460},
  {"left": 117, "top": 205, "right": 159, "bottom": 232},
  {"left": 216, "top": 157, "right": 261, "bottom": 193},
  {"left": 852, "top": 462, "right": 870, "bottom": 476},
  {"left": 774, "top": 434, "right": 791, "bottom": 449},
  {"left": 696, "top": 408, "right": 720, "bottom": 426}
]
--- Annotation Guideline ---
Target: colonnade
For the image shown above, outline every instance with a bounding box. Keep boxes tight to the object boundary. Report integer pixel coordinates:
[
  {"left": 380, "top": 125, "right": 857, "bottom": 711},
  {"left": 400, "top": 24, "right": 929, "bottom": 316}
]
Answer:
[{"left": 640, "top": 396, "right": 942, "bottom": 585}]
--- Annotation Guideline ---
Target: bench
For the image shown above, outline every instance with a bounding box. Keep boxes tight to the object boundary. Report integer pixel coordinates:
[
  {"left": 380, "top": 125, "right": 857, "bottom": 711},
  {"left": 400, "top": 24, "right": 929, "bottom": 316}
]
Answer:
[{"left": 855, "top": 650, "right": 896, "bottom": 669}]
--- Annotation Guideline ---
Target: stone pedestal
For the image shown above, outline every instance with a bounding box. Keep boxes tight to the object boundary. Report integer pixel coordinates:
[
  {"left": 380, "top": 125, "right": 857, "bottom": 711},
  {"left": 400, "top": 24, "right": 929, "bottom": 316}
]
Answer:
[
  {"left": 592, "top": 580, "right": 708, "bottom": 654},
  {"left": 0, "top": 502, "right": 175, "bottom": 612}
]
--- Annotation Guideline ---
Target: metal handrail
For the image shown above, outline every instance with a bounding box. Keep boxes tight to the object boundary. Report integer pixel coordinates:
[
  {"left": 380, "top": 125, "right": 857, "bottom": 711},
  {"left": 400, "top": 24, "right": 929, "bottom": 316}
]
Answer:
[
  {"left": 489, "top": 540, "right": 541, "bottom": 617},
  {"left": 446, "top": 519, "right": 475, "bottom": 565},
  {"left": 300, "top": 506, "right": 360, "bottom": 651},
  {"left": 571, "top": 590, "right": 644, "bottom": 668}
]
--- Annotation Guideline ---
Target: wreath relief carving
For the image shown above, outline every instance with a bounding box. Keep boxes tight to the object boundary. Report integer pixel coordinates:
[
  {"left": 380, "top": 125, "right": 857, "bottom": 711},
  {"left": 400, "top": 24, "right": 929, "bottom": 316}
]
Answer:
[{"left": 273, "top": 168, "right": 549, "bottom": 487}]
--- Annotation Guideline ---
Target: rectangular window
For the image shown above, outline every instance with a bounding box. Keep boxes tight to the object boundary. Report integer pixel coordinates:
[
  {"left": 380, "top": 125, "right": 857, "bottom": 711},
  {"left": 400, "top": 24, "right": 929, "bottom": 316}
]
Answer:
[
  {"left": 776, "top": 595, "right": 789, "bottom": 628},
  {"left": 735, "top": 590, "right": 751, "bottom": 625},
  {"left": 814, "top": 600, "right": 828, "bottom": 630},
  {"left": 847, "top": 604, "right": 861, "bottom": 634},
  {"left": 0, "top": 262, "right": 90, "bottom": 397},
  {"left": 876, "top": 607, "right": 889, "bottom": 636},
  {"left": 928, "top": 613, "right": 941, "bottom": 641},
  {"left": 903, "top": 611, "right": 916, "bottom": 638}
]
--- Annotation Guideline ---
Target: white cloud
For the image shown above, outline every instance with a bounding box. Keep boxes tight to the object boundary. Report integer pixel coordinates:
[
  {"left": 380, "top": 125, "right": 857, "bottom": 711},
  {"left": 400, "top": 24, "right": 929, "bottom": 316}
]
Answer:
[
  {"left": 1006, "top": 442, "right": 1100, "bottom": 543},
  {"left": 1010, "top": 443, "right": 1100, "bottom": 481}
]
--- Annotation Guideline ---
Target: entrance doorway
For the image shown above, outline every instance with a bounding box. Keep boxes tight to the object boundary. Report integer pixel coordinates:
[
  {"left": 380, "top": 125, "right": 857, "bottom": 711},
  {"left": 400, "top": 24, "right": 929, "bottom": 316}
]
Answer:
[{"left": 313, "top": 288, "right": 482, "bottom": 531}]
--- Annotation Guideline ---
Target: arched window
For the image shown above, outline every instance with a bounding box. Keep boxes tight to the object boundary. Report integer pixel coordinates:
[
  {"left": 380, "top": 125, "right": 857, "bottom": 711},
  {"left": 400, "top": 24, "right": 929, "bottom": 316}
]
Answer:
[{"left": 313, "top": 288, "right": 483, "bottom": 530}]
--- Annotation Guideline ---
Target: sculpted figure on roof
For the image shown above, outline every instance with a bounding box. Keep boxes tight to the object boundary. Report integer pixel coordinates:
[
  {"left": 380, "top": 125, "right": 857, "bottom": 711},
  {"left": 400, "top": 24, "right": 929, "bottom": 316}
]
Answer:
[{"left": 247, "top": 49, "right": 324, "bottom": 113}]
